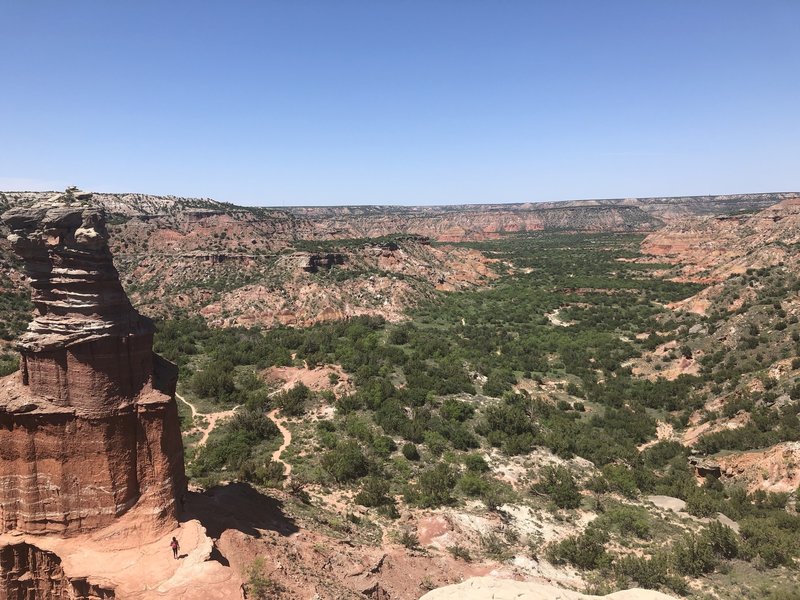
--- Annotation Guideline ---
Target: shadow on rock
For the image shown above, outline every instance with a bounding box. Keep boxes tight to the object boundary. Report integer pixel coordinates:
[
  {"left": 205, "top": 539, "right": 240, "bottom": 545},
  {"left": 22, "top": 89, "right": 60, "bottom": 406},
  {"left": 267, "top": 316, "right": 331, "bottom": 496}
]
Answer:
[{"left": 182, "top": 481, "right": 299, "bottom": 539}]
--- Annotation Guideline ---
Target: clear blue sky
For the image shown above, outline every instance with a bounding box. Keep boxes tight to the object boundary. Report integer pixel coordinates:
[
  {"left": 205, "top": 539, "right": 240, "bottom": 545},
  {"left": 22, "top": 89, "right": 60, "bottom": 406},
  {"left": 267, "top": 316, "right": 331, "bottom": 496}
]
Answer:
[{"left": 1, "top": 1, "right": 798, "bottom": 206}]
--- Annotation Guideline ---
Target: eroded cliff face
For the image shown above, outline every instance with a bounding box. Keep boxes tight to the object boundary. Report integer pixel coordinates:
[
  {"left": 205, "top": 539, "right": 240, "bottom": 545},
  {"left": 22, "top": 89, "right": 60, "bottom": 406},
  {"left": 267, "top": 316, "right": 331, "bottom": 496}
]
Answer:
[
  {"left": 640, "top": 194, "right": 800, "bottom": 282},
  {"left": 0, "top": 199, "right": 186, "bottom": 537},
  {"left": 0, "top": 542, "right": 115, "bottom": 600}
]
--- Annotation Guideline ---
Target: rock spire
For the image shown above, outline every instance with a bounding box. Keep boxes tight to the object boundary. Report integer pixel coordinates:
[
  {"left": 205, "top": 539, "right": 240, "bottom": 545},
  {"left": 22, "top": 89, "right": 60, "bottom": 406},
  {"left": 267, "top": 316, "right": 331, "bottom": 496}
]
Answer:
[{"left": 0, "top": 191, "right": 186, "bottom": 536}]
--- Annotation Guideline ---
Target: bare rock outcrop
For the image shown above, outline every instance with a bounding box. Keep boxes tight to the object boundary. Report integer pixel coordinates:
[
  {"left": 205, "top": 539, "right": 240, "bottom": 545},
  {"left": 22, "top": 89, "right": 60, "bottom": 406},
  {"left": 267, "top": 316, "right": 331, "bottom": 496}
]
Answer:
[
  {"left": 717, "top": 441, "right": 800, "bottom": 493},
  {"left": 0, "top": 195, "right": 186, "bottom": 537},
  {"left": 640, "top": 193, "right": 800, "bottom": 283},
  {"left": 0, "top": 542, "right": 115, "bottom": 599},
  {"left": 420, "top": 576, "right": 677, "bottom": 600},
  {"left": 0, "top": 517, "right": 241, "bottom": 600}
]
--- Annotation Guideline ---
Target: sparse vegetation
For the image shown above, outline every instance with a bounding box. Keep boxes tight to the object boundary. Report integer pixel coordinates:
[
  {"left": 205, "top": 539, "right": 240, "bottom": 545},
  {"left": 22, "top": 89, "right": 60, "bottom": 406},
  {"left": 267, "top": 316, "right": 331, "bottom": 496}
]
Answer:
[{"left": 140, "top": 231, "right": 800, "bottom": 593}]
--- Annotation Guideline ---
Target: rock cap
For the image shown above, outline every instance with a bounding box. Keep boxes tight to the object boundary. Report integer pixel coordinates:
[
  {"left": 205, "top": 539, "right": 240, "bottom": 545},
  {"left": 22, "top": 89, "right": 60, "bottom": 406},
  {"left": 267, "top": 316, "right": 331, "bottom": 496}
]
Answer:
[{"left": 2, "top": 190, "right": 153, "bottom": 351}]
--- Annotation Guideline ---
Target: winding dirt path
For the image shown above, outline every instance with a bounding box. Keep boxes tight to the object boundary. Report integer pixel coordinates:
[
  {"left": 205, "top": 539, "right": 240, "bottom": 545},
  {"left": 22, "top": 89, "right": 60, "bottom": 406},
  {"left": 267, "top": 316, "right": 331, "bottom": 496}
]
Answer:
[
  {"left": 177, "top": 387, "right": 293, "bottom": 477},
  {"left": 177, "top": 371, "right": 310, "bottom": 480},
  {"left": 177, "top": 392, "right": 197, "bottom": 419},
  {"left": 260, "top": 361, "right": 352, "bottom": 479},
  {"left": 176, "top": 392, "right": 240, "bottom": 447},
  {"left": 267, "top": 408, "right": 292, "bottom": 478}
]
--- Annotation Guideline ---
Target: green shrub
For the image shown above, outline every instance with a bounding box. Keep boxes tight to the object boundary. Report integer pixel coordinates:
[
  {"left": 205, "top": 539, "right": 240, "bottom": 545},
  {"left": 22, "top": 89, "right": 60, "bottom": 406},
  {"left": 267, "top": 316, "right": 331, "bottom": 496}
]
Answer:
[
  {"left": 345, "top": 415, "right": 374, "bottom": 442},
  {"left": 191, "top": 408, "right": 280, "bottom": 477},
  {"left": 318, "top": 430, "right": 338, "bottom": 449},
  {"left": 483, "top": 368, "right": 517, "bottom": 397},
  {"left": 641, "top": 440, "right": 686, "bottom": 468},
  {"left": 355, "top": 477, "right": 393, "bottom": 507},
  {"left": 479, "top": 483, "right": 508, "bottom": 512},
  {"left": 702, "top": 521, "right": 738, "bottom": 560},
  {"left": 566, "top": 383, "right": 584, "bottom": 398},
  {"left": 685, "top": 488, "right": 724, "bottom": 518},
  {"left": 410, "top": 463, "right": 456, "bottom": 508},
  {"left": 190, "top": 360, "right": 238, "bottom": 403},
  {"left": 458, "top": 472, "right": 489, "bottom": 497},
  {"left": 0, "top": 353, "right": 19, "bottom": 377},
  {"left": 238, "top": 458, "right": 285, "bottom": 487},
  {"left": 423, "top": 431, "right": 448, "bottom": 456},
  {"left": 484, "top": 398, "right": 537, "bottom": 441},
  {"left": 546, "top": 525, "right": 609, "bottom": 570},
  {"left": 601, "top": 464, "right": 638, "bottom": 498},
  {"left": 274, "top": 382, "right": 312, "bottom": 416},
  {"left": 671, "top": 533, "right": 717, "bottom": 577},
  {"left": 321, "top": 441, "right": 369, "bottom": 482},
  {"left": 401, "top": 442, "right": 420, "bottom": 461},
  {"left": 440, "top": 398, "right": 475, "bottom": 421},
  {"left": 230, "top": 409, "right": 280, "bottom": 440},
  {"left": 464, "top": 453, "right": 490, "bottom": 473},
  {"left": 335, "top": 394, "right": 363, "bottom": 414},
  {"left": 533, "top": 465, "right": 581, "bottom": 509},
  {"left": 503, "top": 432, "right": 536, "bottom": 456},
  {"left": 397, "top": 529, "right": 419, "bottom": 548},
  {"left": 739, "top": 512, "right": 800, "bottom": 568},
  {"left": 238, "top": 370, "right": 265, "bottom": 392},
  {"left": 614, "top": 553, "right": 669, "bottom": 590},
  {"left": 372, "top": 435, "right": 397, "bottom": 458},
  {"left": 480, "top": 532, "right": 511, "bottom": 560},
  {"left": 447, "top": 544, "right": 471, "bottom": 561},
  {"left": 595, "top": 504, "right": 651, "bottom": 539}
]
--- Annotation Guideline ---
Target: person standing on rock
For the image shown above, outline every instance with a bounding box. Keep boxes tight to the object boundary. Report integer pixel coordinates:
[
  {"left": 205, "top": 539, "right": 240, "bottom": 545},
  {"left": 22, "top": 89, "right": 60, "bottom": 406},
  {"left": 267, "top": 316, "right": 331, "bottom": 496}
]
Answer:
[{"left": 170, "top": 537, "right": 180, "bottom": 559}]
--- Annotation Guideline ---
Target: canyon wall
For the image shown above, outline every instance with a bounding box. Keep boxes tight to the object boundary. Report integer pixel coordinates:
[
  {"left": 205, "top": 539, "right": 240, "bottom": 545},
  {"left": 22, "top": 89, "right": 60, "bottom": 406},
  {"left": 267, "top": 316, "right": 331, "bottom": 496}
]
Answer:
[
  {"left": 0, "top": 199, "right": 186, "bottom": 537},
  {"left": 3, "top": 191, "right": 792, "bottom": 245},
  {"left": 0, "top": 542, "right": 115, "bottom": 599},
  {"left": 641, "top": 195, "right": 800, "bottom": 283}
]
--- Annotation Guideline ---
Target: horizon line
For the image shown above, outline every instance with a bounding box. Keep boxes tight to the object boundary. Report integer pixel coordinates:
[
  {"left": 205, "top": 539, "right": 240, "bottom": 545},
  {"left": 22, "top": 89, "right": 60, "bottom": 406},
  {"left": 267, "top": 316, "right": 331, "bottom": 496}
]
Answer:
[{"left": 1, "top": 188, "right": 797, "bottom": 211}]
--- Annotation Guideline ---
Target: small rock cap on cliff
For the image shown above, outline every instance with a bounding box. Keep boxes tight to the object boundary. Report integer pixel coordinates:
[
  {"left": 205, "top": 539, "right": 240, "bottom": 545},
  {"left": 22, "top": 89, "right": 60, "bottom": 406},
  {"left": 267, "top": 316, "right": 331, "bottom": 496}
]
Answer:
[{"left": 2, "top": 189, "right": 153, "bottom": 353}]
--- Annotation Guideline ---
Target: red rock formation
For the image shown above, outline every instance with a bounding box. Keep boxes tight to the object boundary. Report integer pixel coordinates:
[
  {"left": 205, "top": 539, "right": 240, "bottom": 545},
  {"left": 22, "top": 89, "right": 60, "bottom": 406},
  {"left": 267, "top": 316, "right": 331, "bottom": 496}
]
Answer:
[
  {"left": 641, "top": 195, "right": 800, "bottom": 283},
  {"left": 0, "top": 198, "right": 185, "bottom": 537},
  {"left": 0, "top": 542, "right": 115, "bottom": 599}
]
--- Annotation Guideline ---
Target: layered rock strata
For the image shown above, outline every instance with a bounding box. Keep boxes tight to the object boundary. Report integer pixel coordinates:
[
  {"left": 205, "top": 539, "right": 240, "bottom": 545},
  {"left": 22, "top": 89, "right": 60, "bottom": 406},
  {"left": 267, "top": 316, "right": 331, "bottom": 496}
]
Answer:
[
  {"left": 0, "top": 197, "right": 186, "bottom": 536},
  {"left": 0, "top": 542, "right": 115, "bottom": 599}
]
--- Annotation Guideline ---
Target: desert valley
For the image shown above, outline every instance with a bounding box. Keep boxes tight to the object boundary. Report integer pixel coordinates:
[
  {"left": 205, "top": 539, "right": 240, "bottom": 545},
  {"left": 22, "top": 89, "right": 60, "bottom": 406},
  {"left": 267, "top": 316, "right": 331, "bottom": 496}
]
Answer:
[{"left": 0, "top": 189, "right": 799, "bottom": 599}]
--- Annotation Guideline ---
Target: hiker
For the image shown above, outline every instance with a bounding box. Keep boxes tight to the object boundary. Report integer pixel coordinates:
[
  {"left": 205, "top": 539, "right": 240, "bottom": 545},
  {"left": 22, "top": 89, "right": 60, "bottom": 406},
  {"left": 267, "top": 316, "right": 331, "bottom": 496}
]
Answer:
[{"left": 170, "top": 537, "right": 180, "bottom": 559}]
